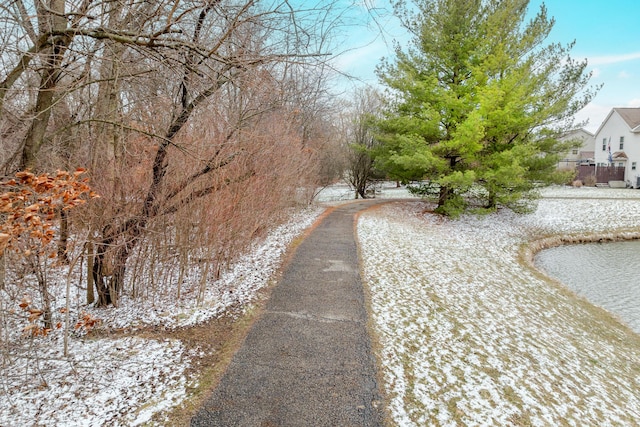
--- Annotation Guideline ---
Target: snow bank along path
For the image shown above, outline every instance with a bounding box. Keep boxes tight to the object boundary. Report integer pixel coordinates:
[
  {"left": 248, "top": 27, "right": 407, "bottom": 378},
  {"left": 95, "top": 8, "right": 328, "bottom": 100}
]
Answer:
[
  {"left": 1, "top": 207, "right": 324, "bottom": 426},
  {"left": 357, "top": 187, "right": 640, "bottom": 426}
]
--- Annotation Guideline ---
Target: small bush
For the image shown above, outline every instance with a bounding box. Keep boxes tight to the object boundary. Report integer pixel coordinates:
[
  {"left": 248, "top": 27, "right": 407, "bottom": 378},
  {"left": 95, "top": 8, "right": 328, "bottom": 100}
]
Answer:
[
  {"left": 583, "top": 175, "right": 597, "bottom": 187},
  {"left": 572, "top": 180, "right": 583, "bottom": 187}
]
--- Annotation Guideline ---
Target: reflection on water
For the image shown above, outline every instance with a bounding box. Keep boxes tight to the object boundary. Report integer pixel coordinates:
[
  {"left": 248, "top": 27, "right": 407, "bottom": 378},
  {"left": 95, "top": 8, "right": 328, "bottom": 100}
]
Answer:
[{"left": 535, "top": 240, "right": 640, "bottom": 334}]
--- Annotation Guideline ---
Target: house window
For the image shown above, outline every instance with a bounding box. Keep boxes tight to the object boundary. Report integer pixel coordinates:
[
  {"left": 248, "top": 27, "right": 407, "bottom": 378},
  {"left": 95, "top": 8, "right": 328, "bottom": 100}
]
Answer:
[
  {"left": 633, "top": 162, "right": 637, "bottom": 171},
  {"left": 618, "top": 162, "right": 624, "bottom": 167},
  {"left": 602, "top": 138, "right": 607, "bottom": 151},
  {"left": 620, "top": 136, "right": 624, "bottom": 150},
  {"left": 572, "top": 149, "right": 578, "bottom": 155}
]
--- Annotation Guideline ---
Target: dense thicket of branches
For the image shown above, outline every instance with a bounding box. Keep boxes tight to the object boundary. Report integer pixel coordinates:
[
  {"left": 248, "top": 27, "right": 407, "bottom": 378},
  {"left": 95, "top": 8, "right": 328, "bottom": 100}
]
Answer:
[{"left": 0, "top": 0, "right": 345, "bottom": 317}]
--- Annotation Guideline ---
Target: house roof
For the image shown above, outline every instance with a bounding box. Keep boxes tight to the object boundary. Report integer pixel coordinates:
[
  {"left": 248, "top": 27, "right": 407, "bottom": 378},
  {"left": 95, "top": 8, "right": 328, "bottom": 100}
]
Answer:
[
  {"left": 579, "top": 151, "right": 594, "bottom": 160},
  {"left": 612, "top": 151, "right": 628, "bottom": 160},
  {"left": 614, "top": 108, "right": 640, "bottom": 132},
  {"left": 593, "top": 107, "right": 640, "bottom": 135},
  {"left": 560, "top": 128, "right": 594, "bottom": 138}
]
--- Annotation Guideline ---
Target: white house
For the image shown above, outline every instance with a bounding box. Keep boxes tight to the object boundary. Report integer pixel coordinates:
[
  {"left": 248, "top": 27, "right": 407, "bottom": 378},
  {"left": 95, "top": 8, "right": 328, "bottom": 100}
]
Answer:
[
  {"left": 557, "top": 128, "right": 595, "bottom": 170},
  {"left": 593, "top": 107, "right": 640, "bottom": 186}
]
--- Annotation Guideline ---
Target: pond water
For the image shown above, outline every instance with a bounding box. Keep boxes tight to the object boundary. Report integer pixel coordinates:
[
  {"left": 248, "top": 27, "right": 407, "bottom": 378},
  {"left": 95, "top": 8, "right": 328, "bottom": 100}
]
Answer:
[{"left": 535, "top": 240, "right": 640, "bottom": 334}]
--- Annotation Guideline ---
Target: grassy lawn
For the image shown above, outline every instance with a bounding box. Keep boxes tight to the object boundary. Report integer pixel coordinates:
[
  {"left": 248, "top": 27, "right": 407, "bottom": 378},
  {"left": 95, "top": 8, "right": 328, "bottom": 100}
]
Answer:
[{"left": 358, "top": 189, "right": 640, "bottom": 426}]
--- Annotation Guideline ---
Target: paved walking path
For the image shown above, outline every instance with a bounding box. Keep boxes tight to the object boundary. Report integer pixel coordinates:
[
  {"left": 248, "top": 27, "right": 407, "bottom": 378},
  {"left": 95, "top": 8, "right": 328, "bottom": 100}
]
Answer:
[{"left": 191, "top": 201, "right": 386, "bottom": 426}]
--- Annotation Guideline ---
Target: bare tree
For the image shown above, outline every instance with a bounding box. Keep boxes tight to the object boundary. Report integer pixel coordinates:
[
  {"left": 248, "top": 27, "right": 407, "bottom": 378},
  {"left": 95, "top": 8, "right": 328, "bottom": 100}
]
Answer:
[
  {"left": 1, "top": 0, "right": 352, "bottom": 308},
  {"left": 341, "top": 87, "right": 383, "bottom": 199},
  {"left": 0, "top": 3, "right": 388, "bottom": 404}
]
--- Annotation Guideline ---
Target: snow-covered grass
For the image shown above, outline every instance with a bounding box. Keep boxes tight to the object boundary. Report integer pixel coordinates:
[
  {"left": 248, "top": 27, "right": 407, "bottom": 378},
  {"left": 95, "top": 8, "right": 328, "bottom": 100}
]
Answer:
[
  {"left": 0, "top": 205, "right": 324, "bottom": 426},
  {"left": 5, "top": 183, "right": 640, "bottom": 426},
  {"left": 358, "top": 186, "right": 640, "bottom": 426},
  {"left": 314, "top": 181, "right": 417, "bottom": 202},
  {"left": 2, "top": 336, "right": 187, "bottom": 426},
  {"left": 540, "top": 185, "right": 640, "bottom": 200},
  {"left": 90, "top": 207, "right": 324, "bottom": 330}
]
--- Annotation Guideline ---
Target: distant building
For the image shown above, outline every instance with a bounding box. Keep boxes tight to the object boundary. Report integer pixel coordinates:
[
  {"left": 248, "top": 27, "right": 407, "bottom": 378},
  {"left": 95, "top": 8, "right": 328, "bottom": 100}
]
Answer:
[
  {"left": 593, "top": 107, "right": 640, "bottom": 187},
  {"left": 557, "top": 128, "right": 595, "bottom": 170}
]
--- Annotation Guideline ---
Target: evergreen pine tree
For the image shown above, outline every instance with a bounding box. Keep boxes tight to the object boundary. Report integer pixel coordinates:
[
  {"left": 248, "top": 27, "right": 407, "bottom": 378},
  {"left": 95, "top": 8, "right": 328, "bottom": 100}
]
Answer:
[{"left": 375, "top": 0, "right": 598, "bottom": 216}]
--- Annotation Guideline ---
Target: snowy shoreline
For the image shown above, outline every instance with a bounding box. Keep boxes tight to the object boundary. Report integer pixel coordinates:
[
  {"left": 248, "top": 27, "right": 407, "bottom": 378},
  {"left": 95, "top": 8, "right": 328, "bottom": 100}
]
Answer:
[{"left": 358, "top": 186, "right": 640, "bottom": 426}]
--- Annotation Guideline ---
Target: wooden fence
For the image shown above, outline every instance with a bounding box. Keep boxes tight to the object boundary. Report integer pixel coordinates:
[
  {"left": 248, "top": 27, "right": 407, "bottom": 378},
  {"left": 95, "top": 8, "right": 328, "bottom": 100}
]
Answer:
[{"left": 577, "top": 165, "right": 625, "bottom": 183}]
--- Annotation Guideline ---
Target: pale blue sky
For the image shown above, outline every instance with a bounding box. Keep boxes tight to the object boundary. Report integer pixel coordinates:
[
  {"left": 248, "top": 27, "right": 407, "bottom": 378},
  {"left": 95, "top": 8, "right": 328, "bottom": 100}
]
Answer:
[{"left": 335, "top": 0, "right": 640, "bottom": 133}]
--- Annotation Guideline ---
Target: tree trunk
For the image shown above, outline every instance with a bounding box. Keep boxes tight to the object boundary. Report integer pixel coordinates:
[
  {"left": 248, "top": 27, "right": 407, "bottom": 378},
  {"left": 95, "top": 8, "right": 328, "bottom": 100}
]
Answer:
[
  {"left": 86, "top": 241, "right": 95, "bottom": 304},
  {"left": 0, "top": 254, "right": 5, "bottom": 290},
  {"left": 92, "top": 196, "right": 156, "bottom": 305},
  {"left": 35, "top": 263, "right": 52, "bottom": 329},
  {"left": 486, "top": 191, "right": 497, "bottom": 209},
  {"left": 92, "top": 243, "right": 111, "bottom": 306},
  {"left": 438, "top": 185, "right": 451, "bottom": 209},
  {"left": 356, "top": 183, "right": 367, "bottom": 199},
  {"left": 92, "top": 39, "right": 124, "bottom": 181},
  {"left": 20, "top": 64, "right": 58, "bottom": 169},
  {"left": 93, "top": 227, "right": 140, "bottom": 306},
  {"left": 57, "top": 209, "right": 69, "bottom": 263},
  {"left": 20, "top": 0, "right": 70, "bottom": 170}
]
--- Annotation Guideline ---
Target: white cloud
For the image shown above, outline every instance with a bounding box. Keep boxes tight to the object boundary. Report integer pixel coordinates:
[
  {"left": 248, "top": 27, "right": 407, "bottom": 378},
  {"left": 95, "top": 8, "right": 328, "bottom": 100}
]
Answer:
[
  {"left": 575, "top": 103, "right": 612, "bottom": 133},
  {"left": 591, "top": 67, "right": 601, "bottom": 78},
  {"left": 626, "top": 99, "right": 640, "bottom": 107},
  {"left": 588, "top": 52, "right": 640, "bottom": 66},
  {"left": 618, "top": 70, "right": 632, "bottom": 79},
  {"left": 332, "top": 39, "right": 387, "bottom": 79}
]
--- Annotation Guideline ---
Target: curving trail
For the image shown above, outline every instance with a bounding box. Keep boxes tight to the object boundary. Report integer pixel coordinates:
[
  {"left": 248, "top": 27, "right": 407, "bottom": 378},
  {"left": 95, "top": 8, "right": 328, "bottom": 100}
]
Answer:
[{"left": 191, "top": 200, "right": 387, "bottom": 426}]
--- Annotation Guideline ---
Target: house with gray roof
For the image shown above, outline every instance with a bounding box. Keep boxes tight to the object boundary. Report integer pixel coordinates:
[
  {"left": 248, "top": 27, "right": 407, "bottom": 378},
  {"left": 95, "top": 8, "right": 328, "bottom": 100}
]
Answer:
[
  {"left": 593, "top": 107, "right": 640, "bottom": 187},
  {"left": 557, "top": 128, "right": 595, "bottom": 170}
]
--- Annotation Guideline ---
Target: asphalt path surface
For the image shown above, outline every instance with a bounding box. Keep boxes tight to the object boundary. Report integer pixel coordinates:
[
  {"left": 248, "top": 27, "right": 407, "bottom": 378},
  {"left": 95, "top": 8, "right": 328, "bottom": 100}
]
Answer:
[{"left": 191, "top": 200, "right": 387, "bottom": 426}]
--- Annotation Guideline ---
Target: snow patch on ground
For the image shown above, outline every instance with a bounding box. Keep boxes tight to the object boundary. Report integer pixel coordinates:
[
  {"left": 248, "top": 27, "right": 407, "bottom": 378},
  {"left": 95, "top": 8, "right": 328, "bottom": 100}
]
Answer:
[
  {"left": 358, "top": 187, "right": 640, "bottom": 426},
  {"left": 5, "top": 184, "right": 640, "bottom": 426},
  {"left": 92, "top": 206, "right": 324, "bottom": 330},
  {"left": 314, "top": 182, "right": 417, "bottom": 202},
  {"left": 2, "top": 336, "right": 186, "bottom": 426},
  {"left": 1, "top": 205, "right": 324, "bottom": 426}
]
